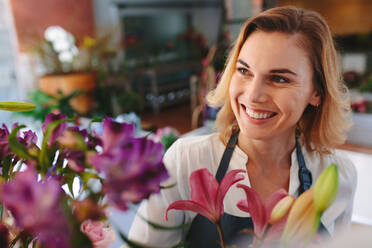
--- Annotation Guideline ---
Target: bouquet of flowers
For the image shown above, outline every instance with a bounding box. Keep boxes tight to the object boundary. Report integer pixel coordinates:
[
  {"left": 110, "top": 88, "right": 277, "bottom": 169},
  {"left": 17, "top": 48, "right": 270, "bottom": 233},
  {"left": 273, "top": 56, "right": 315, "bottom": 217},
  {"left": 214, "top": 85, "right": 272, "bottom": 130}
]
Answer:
[
  {"left": 0, "top": 101, "right": 340, "bottom": 248},
  {"left": 32, "top": 26, "right": 116, "bottom": 75},
  {"left": 165, "top": 163, "right": 339, "bottom": 248},
  {"left": 0, "top": 102, "right": 169, "bottom": 247}
]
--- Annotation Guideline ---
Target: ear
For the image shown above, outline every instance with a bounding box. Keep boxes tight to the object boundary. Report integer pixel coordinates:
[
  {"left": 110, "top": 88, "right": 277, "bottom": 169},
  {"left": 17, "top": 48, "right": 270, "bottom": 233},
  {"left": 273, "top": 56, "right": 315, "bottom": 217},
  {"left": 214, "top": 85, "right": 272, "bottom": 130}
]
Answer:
[{"left": 309, "top": 90, "right": 321, "bottom": 107}]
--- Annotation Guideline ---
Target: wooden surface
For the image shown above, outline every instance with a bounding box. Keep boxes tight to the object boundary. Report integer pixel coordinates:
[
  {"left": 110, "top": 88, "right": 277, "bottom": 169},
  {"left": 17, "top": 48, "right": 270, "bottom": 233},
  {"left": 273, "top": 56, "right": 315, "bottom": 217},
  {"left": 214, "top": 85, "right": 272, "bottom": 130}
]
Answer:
[{"left": 337, "top": 142, "right": 372, "bottom": 155}]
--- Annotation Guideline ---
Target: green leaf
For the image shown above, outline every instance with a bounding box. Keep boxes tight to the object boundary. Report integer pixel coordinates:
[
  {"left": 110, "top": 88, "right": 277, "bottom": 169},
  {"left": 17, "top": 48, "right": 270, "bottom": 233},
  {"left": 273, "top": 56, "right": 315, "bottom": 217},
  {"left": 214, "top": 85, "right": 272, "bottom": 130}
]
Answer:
[
  {"left": 117, "top": 230, "right": 186, "bottom": 248},
  {"left": 68, "top": 176, "right": 75, "bottom": 198},
  {"left": 0, "top": 204, "right": 3, "bottom": 219},
  {"left": 137, "top": 213, "right": 191, "bottom": 231},
  {"left": 60, "top": 197, "right": 93, "bottom": 248},
  {"left": 39, "top": 119, "right": 67, "bottom": 175},
  {"left": 160, "top": 182, "right": 177, "bottom": 190},
  {"left": 8, "top": 125, "right": 32, "bottom": 160},
  {"left": 117, "top": 231, "right": 153, "bottom": 248},
  {"left": 1, "top": 155, "right": 12, "bottom": 180},
  {"left": 0, "top": 101, "right": 35, "bottom": 112},
  {"left": 90, "top": 117, "right": 103, "bottom": 123}
]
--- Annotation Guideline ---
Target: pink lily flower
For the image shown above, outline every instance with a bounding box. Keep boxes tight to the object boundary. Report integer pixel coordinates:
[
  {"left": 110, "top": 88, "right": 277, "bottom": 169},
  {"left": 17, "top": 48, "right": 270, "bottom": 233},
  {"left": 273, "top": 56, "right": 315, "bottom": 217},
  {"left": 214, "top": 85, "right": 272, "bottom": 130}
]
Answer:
[
  {"left": 236, "top": 184, "right": 290, "bottom": 241},
  {"left": 165, "top": 168, "right": 245, "bottom": 224}
]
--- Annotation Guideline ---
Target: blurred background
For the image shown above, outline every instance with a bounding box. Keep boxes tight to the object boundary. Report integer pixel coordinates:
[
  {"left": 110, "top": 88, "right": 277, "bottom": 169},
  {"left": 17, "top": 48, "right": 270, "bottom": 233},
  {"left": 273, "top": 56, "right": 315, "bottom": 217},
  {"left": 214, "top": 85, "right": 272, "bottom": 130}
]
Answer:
[{"left": 1, "top": 0, "right": 372, "bottom": 246}]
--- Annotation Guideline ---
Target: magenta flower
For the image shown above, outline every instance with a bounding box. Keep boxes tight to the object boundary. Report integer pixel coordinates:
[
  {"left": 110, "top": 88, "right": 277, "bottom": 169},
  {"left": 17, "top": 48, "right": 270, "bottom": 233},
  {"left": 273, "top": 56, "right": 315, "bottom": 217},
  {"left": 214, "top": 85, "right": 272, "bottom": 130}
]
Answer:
[
  {"left": 0, "top": 124, "right": 11, "bottom": 159},
  {"left": 41, "top": 113, "right": 67, "bottom": 145},
  {"left": 58, "top": 126, "right": 101, "bottom": 172},
  {"left": 21, "top": 129, "right": 38, "bottom": 147},
  {"left": 0, "top": 124, "right": 37, "bottom": 167},
  {"left": 0, "top": 168, "right": 70, "bottom": 247},
  {"left": 165, "top": 168, "right": 245, "bottom": 224},
  {"left": 236, "top": 184, "right": 289, "bottom": 241},
  {"left": 100, "top": 117, "right": 135, "bottom": 153},
  {"left": 89, "top": 118, "right": 169, "bottom": 210}
]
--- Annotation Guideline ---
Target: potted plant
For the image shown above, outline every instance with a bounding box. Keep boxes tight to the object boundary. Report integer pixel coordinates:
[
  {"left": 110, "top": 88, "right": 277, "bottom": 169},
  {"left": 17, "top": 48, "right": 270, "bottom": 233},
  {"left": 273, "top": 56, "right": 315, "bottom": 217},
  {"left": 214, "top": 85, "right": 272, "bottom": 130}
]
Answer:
[{"left": 32, "top": 26, "right": 116, "bottom": 115}]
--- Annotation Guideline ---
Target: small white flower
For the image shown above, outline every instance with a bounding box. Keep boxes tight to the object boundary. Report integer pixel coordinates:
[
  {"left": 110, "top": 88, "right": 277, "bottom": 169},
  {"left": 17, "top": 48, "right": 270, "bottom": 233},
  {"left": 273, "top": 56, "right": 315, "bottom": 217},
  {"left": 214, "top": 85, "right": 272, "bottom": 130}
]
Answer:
[
  {"left": 58, "top": 51, "right": 74, "bottom": 63},
  {"left": 44, "top": 26, "right": 68, "bottom": 42},
  {"left": 53, "top": 40, "right": 71, "bottom": 53}
]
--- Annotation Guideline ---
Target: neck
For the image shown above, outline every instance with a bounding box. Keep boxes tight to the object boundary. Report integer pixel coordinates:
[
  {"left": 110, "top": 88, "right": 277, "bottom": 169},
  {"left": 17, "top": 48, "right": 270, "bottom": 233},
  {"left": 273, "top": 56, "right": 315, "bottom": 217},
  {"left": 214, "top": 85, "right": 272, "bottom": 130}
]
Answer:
[{"left": 237, "top": 131, "right": 296, "bottom": 171}]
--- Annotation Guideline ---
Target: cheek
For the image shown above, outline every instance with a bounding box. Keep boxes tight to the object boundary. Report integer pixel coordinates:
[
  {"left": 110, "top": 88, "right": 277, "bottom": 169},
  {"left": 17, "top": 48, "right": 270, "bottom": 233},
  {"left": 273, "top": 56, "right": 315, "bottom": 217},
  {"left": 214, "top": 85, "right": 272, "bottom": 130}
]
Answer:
[
  {"left": 229, "top": 75, "right": 243, "bottom": 99},
  {"left": 229, "top": 80, "right": 240, "bottom": 113},
  {"left": 278, "top": 92, "right": 309, "bottom": 117}
]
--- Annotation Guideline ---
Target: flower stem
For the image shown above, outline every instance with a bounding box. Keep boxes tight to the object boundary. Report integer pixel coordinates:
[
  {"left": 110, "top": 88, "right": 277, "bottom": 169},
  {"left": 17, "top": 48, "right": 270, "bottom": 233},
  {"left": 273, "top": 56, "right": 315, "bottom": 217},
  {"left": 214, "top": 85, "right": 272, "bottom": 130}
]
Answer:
[{"left": 216, "top": 223, "right": 226, "bottom": 248}]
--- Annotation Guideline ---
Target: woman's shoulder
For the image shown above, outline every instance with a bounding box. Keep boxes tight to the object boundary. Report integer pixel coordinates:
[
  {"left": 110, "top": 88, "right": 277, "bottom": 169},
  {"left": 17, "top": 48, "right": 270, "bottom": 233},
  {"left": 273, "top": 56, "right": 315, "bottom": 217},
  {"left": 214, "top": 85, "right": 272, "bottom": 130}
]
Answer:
[
  {"left": 324, "top": 149, "right": 356, "bottom": 184},
  {"left": 167, "top": 132, "right": 222, "bottom": 156},
  {"left": 305, "top": 148, "right": 357, "bottom": 192},
  {"left": 163, "top": 132, "right": 224, "bottom": 178},
  {"left": 305, "top": 148, "right": 357, "bottom": 233}
]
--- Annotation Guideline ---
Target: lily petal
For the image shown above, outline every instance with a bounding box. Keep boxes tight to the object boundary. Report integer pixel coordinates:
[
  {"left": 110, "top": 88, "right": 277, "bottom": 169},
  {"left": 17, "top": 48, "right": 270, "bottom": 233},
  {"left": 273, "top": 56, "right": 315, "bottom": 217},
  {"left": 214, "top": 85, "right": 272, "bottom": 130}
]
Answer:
[
  {"left": 165, "top": 200, "right": 217, "bottom": 223},
  {"left": 189, "top": 168, "right": 219, "bottom": 215},
  {"left": 264, "top": 214, "right": 289, "bottom": 242},
  {"left": 281, "top": 189, "right": 319, "bottom": 244},
  {"left": 264, "top": 189, "right": 288, "bottom": 217},
  {"left": 216, "top": 169, "right": 245, "bottom": 216},
  {"left": 236, "top": 184, "right": 267, "bottom": 238}
]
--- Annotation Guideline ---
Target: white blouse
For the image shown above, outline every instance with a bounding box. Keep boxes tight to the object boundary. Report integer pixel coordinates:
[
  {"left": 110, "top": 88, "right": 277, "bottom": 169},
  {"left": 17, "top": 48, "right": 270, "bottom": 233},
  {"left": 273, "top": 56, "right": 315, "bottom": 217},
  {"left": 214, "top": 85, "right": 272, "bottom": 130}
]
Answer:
[{"left": 128, "top": 133, "right": 357, "bottom": 247}]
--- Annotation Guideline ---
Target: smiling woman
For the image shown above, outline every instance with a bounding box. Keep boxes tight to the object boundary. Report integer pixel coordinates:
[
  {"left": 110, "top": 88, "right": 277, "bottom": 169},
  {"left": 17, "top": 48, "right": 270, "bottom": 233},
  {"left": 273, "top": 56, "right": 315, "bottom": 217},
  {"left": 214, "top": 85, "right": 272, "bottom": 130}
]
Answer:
[
  {"left": 128, "top": 6, "right": 357, "bottom": 248},
  {"left": 228, "top": 31, "right": 320, "bottom": 146}
]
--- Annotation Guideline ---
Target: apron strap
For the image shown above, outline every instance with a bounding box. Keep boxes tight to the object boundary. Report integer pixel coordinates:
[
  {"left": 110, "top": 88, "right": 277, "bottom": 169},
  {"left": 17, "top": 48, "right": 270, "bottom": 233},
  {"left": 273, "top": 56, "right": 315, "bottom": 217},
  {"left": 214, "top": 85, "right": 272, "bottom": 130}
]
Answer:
[
  {"left": 215, "top": 132, "right": 312, "bottom": 195},
  {"left": 215, "top": 131, "right": 239, "bottom": 183},
  {"left": 296, "top": 139, "right": 312, "bottom": 195}
]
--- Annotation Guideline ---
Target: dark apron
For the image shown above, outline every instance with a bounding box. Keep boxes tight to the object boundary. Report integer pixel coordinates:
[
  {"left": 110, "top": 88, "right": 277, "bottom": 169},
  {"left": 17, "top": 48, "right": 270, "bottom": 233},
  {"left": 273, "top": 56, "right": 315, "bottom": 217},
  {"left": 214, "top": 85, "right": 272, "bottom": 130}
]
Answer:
[{"left": 185, "top": 132, "right": 328, "bottom": 247}]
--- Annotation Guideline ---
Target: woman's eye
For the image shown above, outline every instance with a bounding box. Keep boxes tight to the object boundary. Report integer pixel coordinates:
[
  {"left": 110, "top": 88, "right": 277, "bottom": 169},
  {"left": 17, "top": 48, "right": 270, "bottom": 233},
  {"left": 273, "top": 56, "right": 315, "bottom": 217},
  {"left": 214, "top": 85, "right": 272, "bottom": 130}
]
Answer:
[
  {"left": 237, "top": 67, "right": 249, "bottom": 75},
  {"left": 271, "top": 75, "right": 289, "bottom": 83}
]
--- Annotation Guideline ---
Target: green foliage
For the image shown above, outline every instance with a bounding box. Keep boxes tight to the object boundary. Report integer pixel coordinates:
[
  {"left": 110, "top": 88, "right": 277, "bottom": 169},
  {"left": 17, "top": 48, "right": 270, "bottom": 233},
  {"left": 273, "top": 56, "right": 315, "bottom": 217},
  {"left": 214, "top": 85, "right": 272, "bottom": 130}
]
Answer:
[
  {"left": 18, "top": 90, "right": 79, "bottom": 122},
  {"left": 161, "top": 133, "right": 178, "bottom": 151},
  {"left": 360, "top": 76, "right": 372, "bottom": 93},
  {"left": 116, "top": 91, "right": 143, "bottom": 114}
]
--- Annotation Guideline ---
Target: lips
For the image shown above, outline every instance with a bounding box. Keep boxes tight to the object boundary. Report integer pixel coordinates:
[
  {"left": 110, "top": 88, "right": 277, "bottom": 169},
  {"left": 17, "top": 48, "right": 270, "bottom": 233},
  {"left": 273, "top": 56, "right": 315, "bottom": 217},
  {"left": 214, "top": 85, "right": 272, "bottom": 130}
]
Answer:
[{"left": 241, "top": 104, "right": 277, "bottom": 120}]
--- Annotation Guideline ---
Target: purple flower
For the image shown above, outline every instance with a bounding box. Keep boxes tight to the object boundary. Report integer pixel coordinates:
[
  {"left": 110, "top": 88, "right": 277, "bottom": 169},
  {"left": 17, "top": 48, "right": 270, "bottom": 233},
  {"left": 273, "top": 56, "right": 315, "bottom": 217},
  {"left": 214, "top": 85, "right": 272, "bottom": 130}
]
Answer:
[
  {"left": 58, "top": 126, "right": 100, "bottom": 172},
  {"left": 0, "top": 168, "right": 70, "bottom": 247},
  {"left": 42, "top": 113, "right": 67, "bottom": 145},
  {"left": 0, "top": 124, "right": 11, "bottom": 159},
  {"left": 64, "top": 149, "right": 85, "bottom": 172},
  {"left": 21, "top": 130, "right": 38, "bottom": 146},
  {"left": 100, "top": 117, "right": 135, "bottom": 153},
  {"left": 0, "top": 124, "right": 37, "bottom": 163},
  {"left": 89, "top": 118, "right": 169, "bottom": 210}
]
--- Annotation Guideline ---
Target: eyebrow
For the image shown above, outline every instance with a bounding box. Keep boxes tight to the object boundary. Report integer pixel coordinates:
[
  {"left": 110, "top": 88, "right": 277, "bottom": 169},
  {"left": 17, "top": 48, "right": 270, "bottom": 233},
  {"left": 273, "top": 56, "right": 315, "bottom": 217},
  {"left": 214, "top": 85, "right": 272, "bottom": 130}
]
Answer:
[{"left": 236, "top": 59, "right": 297, "bottom": 76}]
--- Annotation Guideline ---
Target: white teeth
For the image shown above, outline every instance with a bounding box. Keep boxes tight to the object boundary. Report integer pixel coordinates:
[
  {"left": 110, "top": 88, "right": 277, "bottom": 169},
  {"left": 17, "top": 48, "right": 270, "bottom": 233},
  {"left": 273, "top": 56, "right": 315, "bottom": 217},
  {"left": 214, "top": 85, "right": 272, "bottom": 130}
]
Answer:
[{"left": 245, "top": 108, "right": 273, "bottom": 119}]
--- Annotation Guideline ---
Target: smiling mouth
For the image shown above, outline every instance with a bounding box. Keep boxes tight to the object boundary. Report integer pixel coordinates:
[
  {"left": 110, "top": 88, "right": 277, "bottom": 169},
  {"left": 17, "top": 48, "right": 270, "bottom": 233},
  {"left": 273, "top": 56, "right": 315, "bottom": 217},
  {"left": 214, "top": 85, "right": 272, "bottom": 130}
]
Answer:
[{"left": 241, "top": 104, "right": 277, "bottom": 120}]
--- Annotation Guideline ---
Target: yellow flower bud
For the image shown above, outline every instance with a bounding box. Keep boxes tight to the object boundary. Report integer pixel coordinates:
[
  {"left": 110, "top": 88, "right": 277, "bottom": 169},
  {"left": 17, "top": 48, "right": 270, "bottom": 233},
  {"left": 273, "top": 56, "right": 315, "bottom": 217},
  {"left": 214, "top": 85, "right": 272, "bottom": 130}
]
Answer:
[
  {"left": 0, "top": 101, "right": 35, "bottom": 112},
  {"left": 314, "top": 163, "right": 338, "bottom": 214},
  {"left": 269, "top": 195, "right": 295, "bottom": 224}
]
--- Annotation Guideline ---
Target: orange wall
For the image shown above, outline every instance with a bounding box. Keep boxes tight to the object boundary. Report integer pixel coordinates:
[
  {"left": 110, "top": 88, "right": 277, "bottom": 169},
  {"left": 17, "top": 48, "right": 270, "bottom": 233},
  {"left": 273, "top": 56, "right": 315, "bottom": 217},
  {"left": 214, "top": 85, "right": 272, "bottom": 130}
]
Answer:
[
  {"left": 279, "top": 0, "right": 372, "bottom": 35},
  {"left": 10, "top": 0, "right": 95, "bottom": 52}
]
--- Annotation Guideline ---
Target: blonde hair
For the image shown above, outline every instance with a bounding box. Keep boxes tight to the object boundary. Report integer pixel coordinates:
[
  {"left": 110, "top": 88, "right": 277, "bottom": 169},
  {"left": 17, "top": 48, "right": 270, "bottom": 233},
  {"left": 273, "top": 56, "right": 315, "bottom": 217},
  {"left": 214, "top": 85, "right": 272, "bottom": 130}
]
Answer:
[{"left": 207, "top": 6, "right": 352, "bottom": 153}]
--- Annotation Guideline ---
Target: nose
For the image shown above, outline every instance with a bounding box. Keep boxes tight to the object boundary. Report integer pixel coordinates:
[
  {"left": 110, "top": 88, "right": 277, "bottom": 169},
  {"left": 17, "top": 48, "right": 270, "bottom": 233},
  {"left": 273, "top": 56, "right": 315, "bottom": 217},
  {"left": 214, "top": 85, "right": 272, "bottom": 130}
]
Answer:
[{"left": 246, "top": 76, "right": 268, "bottom": 103}]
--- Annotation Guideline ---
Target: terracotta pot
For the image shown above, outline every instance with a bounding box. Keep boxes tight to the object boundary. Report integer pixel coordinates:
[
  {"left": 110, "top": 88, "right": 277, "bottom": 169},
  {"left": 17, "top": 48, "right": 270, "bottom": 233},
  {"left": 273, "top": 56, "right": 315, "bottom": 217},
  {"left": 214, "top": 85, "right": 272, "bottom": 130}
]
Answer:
[{"left": 39, "top": 72, "right": 96, "bottom": 115}]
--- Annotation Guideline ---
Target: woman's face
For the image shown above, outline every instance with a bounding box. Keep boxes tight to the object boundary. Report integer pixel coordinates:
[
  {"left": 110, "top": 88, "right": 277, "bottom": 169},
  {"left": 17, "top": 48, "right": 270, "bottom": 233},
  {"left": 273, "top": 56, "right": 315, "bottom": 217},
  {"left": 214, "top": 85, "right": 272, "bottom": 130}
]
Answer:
[{"left": 229, "top": 31, "right": 320, "bottom": 141}]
